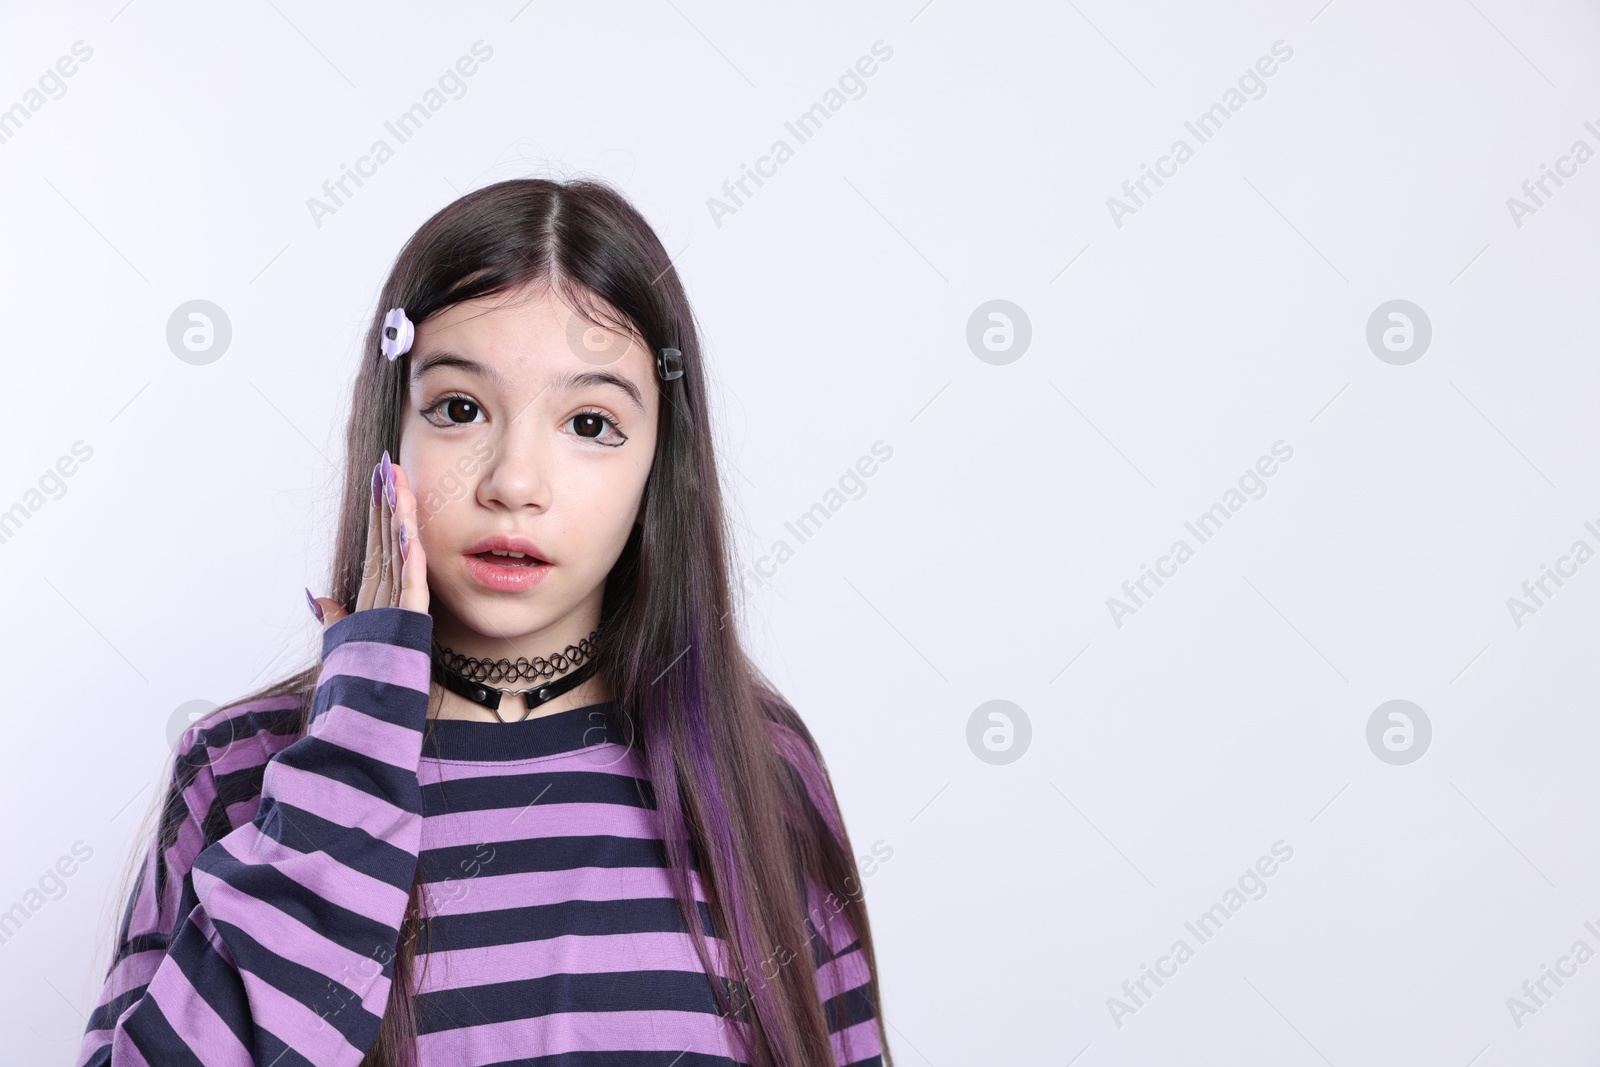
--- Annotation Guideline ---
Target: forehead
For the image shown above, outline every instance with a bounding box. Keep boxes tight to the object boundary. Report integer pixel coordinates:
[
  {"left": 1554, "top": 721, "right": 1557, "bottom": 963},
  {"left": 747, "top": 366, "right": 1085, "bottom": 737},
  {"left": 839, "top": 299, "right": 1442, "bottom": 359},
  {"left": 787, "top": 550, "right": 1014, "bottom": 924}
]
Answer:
[{"left": 409, "top": 281, "right": 653, "bottom": 407}]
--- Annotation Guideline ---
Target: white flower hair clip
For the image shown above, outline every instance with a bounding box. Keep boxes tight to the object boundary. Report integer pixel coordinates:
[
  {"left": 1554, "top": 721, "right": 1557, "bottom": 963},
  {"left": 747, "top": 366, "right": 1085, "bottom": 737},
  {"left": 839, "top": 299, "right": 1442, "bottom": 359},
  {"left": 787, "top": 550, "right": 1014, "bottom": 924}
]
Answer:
[{"left": 381, "top": 307, "right": 414, "bottom": 362}]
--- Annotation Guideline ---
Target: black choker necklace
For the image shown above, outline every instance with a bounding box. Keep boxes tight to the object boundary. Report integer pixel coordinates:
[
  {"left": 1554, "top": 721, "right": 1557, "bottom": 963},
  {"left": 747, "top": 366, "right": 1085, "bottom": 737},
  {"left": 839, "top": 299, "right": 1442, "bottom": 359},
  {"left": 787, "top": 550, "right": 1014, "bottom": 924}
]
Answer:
[{"left": 431, "top": 630, "right": 601, "bottom": 722}]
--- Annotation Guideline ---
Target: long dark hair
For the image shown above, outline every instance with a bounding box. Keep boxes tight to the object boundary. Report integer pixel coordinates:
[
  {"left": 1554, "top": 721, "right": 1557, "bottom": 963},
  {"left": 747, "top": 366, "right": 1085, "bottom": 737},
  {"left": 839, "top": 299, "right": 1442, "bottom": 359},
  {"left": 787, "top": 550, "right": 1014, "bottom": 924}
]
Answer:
[{"left": 177, "top": 177, "right": 888, "bottom": 1067}]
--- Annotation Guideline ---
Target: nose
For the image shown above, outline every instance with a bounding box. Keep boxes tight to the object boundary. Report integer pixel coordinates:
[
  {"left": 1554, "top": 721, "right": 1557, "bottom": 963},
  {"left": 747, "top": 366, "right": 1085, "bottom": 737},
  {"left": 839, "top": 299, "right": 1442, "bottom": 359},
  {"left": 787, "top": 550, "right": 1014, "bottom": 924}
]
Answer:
[{"left": 475, "top": 417, "right": 552, "bottom": 512}]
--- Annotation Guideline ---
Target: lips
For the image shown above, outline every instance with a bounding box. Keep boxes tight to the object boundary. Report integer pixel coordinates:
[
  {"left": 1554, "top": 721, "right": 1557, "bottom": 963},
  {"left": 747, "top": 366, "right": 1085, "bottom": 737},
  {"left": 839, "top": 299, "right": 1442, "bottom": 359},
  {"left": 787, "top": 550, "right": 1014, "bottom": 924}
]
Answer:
[
  {"left": 472, "top": 550, "right": 542, "bottom": 566},
  {"left": 461, "top": 539, "right": 554, "bottom": 592},
  {"left": 463, "top": 534, "right": 552, "bottom": 564}
]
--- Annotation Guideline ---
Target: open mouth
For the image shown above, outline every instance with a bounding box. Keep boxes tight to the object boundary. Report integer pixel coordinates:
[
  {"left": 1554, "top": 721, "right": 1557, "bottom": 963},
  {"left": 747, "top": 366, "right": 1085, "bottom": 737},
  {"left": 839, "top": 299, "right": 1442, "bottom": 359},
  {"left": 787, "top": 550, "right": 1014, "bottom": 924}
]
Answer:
[{"left": 471, "top": 550, "right": 547, "bottom": 567}]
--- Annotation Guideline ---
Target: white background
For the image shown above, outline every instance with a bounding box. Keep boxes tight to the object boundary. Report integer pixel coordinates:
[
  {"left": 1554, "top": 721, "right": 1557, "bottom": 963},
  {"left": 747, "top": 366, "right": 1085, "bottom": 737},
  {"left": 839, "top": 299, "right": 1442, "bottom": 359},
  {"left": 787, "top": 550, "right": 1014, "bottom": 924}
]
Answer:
[{"left": 4, "top": 1, "right": 1600, "bottom": 1064}]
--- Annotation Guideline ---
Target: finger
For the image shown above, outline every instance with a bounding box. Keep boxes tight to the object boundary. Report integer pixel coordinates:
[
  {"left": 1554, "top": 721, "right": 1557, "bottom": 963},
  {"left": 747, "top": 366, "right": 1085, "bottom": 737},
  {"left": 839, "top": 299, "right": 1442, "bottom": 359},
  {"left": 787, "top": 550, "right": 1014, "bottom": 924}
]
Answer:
[
  {"left": 356, "top": 459, "right": 382, "bottom": 613},
  {"left": 315, "top": 597, "right": 348, "bottom": 630},
  {"left": 376, "top": 454, "right": 395, "bottom": 609},
  {"left": 394, "top": 465, "right": 430, "bottom": 614},
  {"left": 386, "top": 462, "right": 403, "bottom": 609}
]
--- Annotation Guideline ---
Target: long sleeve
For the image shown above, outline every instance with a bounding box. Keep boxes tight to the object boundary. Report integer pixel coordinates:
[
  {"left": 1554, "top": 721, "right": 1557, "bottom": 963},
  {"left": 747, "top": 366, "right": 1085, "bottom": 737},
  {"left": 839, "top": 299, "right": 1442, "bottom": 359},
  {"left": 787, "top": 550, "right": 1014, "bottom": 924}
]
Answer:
[
  {"left": 801, "top": 871, "right": 884, "bottom": 1067},
  {"left": 74, "top": 606, "right": 434, "bottom": 1067},
  {"left": 768, "top": 718, "right": 886, "bottom": 1067}
]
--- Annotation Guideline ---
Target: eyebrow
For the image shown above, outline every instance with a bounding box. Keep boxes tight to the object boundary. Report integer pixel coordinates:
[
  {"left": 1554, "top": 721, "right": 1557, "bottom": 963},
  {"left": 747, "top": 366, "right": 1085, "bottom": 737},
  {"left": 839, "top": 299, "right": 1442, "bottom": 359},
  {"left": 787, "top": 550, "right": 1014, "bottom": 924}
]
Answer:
[{"left": 411, "top": 350, "right": 647, "bottom": 415}]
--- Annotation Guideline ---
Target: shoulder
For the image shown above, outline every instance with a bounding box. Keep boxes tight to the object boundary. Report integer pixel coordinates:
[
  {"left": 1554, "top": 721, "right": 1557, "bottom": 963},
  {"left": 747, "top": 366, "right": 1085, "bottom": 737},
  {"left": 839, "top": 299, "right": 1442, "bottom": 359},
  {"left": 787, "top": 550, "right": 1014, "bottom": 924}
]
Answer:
[
  {"left": 759, "top": 691, "right": 823, "bottom": 775},
  {"left": 178, "top": 694, "right": 308, "bottom": 767},
  {"left": 165, "top": 692, "right": 306, "bottom": 843},
  {"left": 758, "top": 693, "right": 847, "bottom": 843}
]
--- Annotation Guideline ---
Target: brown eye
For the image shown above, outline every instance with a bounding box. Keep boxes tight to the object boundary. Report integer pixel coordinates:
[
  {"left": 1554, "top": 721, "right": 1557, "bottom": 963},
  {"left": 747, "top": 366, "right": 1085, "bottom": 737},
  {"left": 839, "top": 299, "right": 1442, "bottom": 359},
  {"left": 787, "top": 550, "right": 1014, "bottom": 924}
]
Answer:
[
  {"left": 566, "top": 408, "right": 627, "bottom": 447},
  {"left": 421, "top": 393, "right": 484, "bottom": 427}
]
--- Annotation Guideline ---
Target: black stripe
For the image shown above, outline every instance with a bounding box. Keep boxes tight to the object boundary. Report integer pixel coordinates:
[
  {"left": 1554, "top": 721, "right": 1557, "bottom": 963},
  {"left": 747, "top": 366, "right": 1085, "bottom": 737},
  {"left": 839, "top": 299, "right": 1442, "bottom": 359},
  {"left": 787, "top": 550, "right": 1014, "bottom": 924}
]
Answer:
[
  {"left": 191, "top": 700, "right": 302, "bottom": 757},
  {"left": 113, "top": 907, "right": 352, "bottom": 1067},
  {"left": 193, "top": 834, "right": 411, "bottom": 965},
  {"left": 208, "top": 916, "right": 386, "bottom": 1051},
  {"left": 268, "top": 731, "right": 423, "bottom": 815},
  {"left": 110, "top": 934, "right": 171, "bottom": 975},
  {"left": 250, "top": 1026, "right": 325, "bottom": 1067},
  {"left": 249, "top": 799, "right": 420, "bottom": 892},
  {"left": 121, "top": 993, "right": 209, "bottom": 1067},
  {"left": 823, "top": 977, "right": 878, "bottom": 1033},
  {"left": 419, "top": 833, "right": 681, "bottom": 879},
  {"left": 85, "top": 979, "right": 150, "bottom": 1035},
  {"left": 414, "top": 968, "right": 747, "bottom": 1033},
  {"left": 421, "top": 767, "right": 654, "bottom": 814},
  {"left": 418, "top": 896, "right": 719, "bottom": 951},
  {"left": 308, "top": 671, "right": 430, "bottom": 732},
  {"left": 320, "top": 604, "right": 434, "bottom": 656},
  {"left": 158, "top": 903, "right": 258, "bottom": 1051},
  {"left": 475, "top": 1053, "right": 742, "bottom": 1067},
  {"left": 419, "top": 701, "right": 632, "bottom": 761}
]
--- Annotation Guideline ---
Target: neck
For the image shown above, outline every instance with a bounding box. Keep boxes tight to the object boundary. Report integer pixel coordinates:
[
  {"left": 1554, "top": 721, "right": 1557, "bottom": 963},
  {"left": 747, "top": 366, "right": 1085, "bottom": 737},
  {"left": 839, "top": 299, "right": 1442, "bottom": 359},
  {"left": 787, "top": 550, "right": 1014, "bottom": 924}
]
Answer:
[
  {"left": 429, "top": 672, "right": 612, "bottom": 722},
  {"left": 427, "top": 610, "right": 609, "bottom": 724}
]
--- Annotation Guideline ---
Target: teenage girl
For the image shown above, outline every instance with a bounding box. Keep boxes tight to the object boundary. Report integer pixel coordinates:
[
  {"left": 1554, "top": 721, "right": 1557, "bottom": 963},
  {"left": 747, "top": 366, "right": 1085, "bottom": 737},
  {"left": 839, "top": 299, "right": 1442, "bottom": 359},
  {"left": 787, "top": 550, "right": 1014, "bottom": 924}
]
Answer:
[{"left": 74, "top": 177, "right": 889, "bottom": 1067}]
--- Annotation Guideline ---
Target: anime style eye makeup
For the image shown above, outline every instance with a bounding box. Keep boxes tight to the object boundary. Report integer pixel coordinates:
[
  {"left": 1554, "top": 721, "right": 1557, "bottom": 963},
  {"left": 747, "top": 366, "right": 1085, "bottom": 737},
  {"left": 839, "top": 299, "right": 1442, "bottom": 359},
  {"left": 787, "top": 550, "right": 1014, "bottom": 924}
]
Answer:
[
  {"left": 420, "top": 391, "right": 486, "bottom": 428},
  {"left": 567, "top": 407, "right": 628, "bottom": 447},
  {"left": 420, "top": 391, "right": 628, "bottom": 448}
]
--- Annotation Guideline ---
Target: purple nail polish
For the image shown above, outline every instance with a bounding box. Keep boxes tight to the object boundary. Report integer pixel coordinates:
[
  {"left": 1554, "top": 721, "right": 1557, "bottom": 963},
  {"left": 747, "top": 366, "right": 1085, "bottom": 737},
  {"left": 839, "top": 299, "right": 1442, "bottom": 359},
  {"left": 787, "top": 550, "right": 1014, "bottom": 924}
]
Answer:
[
  {"left": 382, "top": 451, "right": 397, "bottom": 509},
  {"left": 399, "top": 522, "right": 409, "bottom": 561},
  {"left": 304, "top": 587, "right": 325, "bottom": 623},
  {"left": 370, "top": 461, "right": 382, "bottom": 508}
]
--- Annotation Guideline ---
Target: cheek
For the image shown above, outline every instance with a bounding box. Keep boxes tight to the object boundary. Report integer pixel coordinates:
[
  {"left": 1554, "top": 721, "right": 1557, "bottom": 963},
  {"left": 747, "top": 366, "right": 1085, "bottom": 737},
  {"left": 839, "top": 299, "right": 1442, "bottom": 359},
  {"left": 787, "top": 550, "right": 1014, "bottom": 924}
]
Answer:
[
  {"left": 562, "top": 460, "right": 649, "bottom": 543},
  {"left": 400, "top": 440, "right": 476, "bottom": 530}
]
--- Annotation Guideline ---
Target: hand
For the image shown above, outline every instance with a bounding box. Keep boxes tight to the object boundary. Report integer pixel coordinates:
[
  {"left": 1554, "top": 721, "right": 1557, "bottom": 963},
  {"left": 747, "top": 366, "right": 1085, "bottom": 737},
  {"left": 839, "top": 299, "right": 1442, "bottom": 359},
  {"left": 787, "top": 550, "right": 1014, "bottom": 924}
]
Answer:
[{"left": 307, "top": 451, "right": 429, "bottom": 628}]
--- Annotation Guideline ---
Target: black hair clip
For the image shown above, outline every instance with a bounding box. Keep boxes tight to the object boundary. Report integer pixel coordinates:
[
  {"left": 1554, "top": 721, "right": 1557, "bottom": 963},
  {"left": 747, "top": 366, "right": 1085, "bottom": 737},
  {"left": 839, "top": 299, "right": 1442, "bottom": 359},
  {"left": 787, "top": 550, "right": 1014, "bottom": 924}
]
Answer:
[{"left": 657, "top": 347, "right": 684, "bottom": 380}]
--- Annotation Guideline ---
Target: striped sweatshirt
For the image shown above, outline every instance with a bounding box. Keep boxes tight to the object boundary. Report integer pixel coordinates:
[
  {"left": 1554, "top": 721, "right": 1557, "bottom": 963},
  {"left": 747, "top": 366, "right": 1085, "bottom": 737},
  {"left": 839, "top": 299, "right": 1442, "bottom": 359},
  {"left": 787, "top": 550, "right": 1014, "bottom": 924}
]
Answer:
[{"left": 75, "top": 606, "right": 883, "bottom": 1066}]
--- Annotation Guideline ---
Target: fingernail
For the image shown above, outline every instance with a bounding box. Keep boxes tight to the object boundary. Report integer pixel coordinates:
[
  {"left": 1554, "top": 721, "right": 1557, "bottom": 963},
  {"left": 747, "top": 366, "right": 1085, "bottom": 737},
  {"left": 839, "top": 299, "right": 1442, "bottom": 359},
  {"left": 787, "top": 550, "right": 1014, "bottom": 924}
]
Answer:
[
  {"left": 304, "top": 587, "right": 325, "bottom": 623},
  {"left": 370, "top": 461, "right": 382, "bottom": 508},
  {"left": 399, "top": 522, "right": 410, "bottom": 561},
  {"left": 382, "top": 450, "right": 397, "bottom": 509}
]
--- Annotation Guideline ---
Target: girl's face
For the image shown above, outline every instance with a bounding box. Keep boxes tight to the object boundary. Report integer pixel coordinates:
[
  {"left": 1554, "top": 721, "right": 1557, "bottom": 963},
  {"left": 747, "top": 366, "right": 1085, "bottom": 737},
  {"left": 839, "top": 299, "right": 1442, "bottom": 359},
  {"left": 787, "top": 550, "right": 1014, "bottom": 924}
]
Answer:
[{"left": 398, "top": 280, "right": 659, "bottom": 651}]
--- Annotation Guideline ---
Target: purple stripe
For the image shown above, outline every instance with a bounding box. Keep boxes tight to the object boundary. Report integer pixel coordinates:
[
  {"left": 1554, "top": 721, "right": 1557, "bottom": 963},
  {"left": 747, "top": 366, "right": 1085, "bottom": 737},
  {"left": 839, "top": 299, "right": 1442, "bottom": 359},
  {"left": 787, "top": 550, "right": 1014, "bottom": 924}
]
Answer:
[
  {"left": 136, "top": 910, "right": 255, "bottom": 1065},
  {"left": 176, "top": 771, "right": 219, "bottom": 829},
  {"left": 234, "top": 959, "right": 368, "bottom": 1059},
  {"left": 816, "top": 947, "right": 871, "bottom": 1001},
  {"left": 205, "top": 725, "right": 294, "bottom": 778},
  {"left": 321, "top": 638, "right": 431, "bottom": 694},
  {"left": 769, "top": 722, "right": 845, "bottom": 844},
  {"left": 125, "top": 844, "right": 176, "bottom": 951},
  {"left": 184, "top": 875, "right": 378, "bottom": 1058},
  {"left": 192, "top": 861, "right": 398, "bottom": 1020},
  {"left": 73, "top": 1026, "right": 115, "bottom": 1067},
  {"left": 419, "top": 863, "right": 710, "bottom": 915},
  {"left": 414, "top": 931, "right": 737, "bottom": 993},
  {"left": 311, "top": 702, "right": 429, "bottom": 769},
  {"left": 166, "top": 818, "right": 207, "bottom": 904},
  {"left": 803, "top": 877, "right": 860, "bottom": 957},
  {"left": 414, "top": 1010, "right": 750, "bottom": 1061},
  {"left": 188, "top": 696, "right": 301, "bottom": 751},
  {"left": 102, "top": 1028, "right": 152, "bottom": 1067},
  {"left": 424, "top": 800, "right": 665, "bottom": 845},
  {"left": 257, "top": 761, "right": 421, "bottom": 851},
  {"left": 145, "top": 954, "right": 252, "bottom": 1064},
  {"left": 222, "top": 797, "right": 264, "bottom": 832},
  {"left": 832, "top": 1016, "right": 883, "bottom": 1064},
  {"left": 213, "top": 828, "right": 407, "bottom": 927},
  {"left": 95, "top": 946, "right": 164, "bottom": 1004}
]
